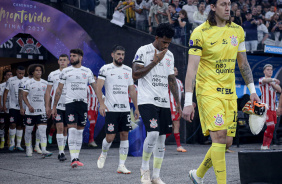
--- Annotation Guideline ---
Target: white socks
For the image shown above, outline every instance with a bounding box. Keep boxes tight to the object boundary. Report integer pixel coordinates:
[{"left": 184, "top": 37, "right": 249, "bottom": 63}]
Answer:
[
  {"left": 68, "top": 128, "right": 77, "bottom": 161},
  {"left": 9, "top": 128, "right": 16, "bottom": 146},
  {"left": 35, "top": 128, "right": 40, "bottom": 147},
  {"left": 38, "top": 125, "right": 47, "bottom": 153},
  {"left": 101, "top": 138, "right": 112, "bottom": 156},
  {"left": 141, "top": 131, "right": 159, "bottom": 170},
  {"left": 119, "top": 140, "right": 129, "bottom": 166},
  {"left": 56, "top": 133, "right": 64, "bottom": 154},
  {"left": 76, "top": 129, "right": 84, "bottom": 159},
  {"left": 16, "top": 130, "right": 23, "bottom": 147},
  {"left": 152, "top": 135, "right": 166, "bottom": 179},
  {"left": 25, "top": 126, "right": 34, "bottom": 149}
]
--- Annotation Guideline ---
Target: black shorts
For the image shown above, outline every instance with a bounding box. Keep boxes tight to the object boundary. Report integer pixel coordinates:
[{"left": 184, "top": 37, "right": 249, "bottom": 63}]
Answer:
[
  {"left": 54, "top": 109, "right": 67, "bottom": 126},
  {"left": 65, "top": 101, "right": 87, "bottom": 127},
  {"left": 9, "top": 109, "right": 24, "bottom": 126},
  {"left": 138, "top": 104, "right": 172, "bottom": 135},
  {"left": 105, "top": 111, "right": 132, "bottom": 134},
  {"left": 24, "top": 114, "right": 47, "bottom": 126},
  {"left": 0, "top": 113, "right": 9, "bottom": 125}
]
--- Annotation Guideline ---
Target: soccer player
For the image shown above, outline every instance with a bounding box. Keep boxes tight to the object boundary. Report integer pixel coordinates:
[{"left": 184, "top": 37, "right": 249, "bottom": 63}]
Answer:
[
  {"left": 52, "top": 49, "right": 97, "bottom": 168},
  {"left": 22, "top": 64, "right": 52, "bottom": 157},
  {"left": 132, "top": 23, "right": 181, "bottom": 184},
  {"left": 182, "top": 0, "right": 260, "bottom": 183},
  {"left": 167, "top": 67, "right": 186, "bottom": 152},
  {"left": 259, "top": 64, "right": 281, "bottom": 150},
  {"left": 3, "top": 66, "right": 28, "bottom": 151},
  {"left": 96, "top": 45, "right": 139, "bottom": 174},
  {"left": 45, "top": 54, "right": 70, "bottom": 161},
  {"left": 0, "top": 70, "right": 13, "bottom": 149}
]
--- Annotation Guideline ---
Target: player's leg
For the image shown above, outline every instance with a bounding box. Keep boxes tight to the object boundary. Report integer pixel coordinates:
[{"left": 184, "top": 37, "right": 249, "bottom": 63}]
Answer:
[
  {"left": 63, "top": 126, "right": 68, "bottom": 148},
  {"left": 24, "top": 116, "right": 34, "bottom": 157},
  {"left": 173, "top": 117, "right": 186, "bottom": 152},
  {"left": 88, "top": 110, "right": 97, "bottom": 147},
  {"left": 34, "top": 126, "right": 42, "bottom": 153},
  {"left": 38, "top": 114, "right": 52, "bottom": 158},
  {"left": 15, "top": 112, "right": 24, "bottom": 151},
  {"left": 0, "top": 114, "right": 5, "bottom": 149},
  {"left": 8, "top": 109, "right": 17, "bottom": 151},
  {"left": 55, "top": 110, "right": 67, "bottom": 161},
  {"left": 48, "top": 123, "right": 56, "bottom": 144},
  {"left": 262, "top": 111, "right": 275, "bottom": 149},
  {"left": 139, "top": 104, "right": 160, "bottom": 183}
]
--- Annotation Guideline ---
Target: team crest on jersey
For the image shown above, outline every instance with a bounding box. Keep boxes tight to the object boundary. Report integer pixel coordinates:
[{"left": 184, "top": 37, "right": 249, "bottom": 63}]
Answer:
[
  {"left": 189, "top": 40, "right": 194, "bottom": 46},
  {"left": 124, "top": 73, "right": 129, "bottom": 79},
  {"left": 166, "top": 58, "right": 171, "bottom": 67},
  {"left": 10, "top": 117, "right": 14, "bottom": 123},
  {"left": 0, "top": 118, "right": 4, "bottom": 123},
  {"left": 108, "top": 124, "right": 114, "bottom": 132},
  {"left": 42, "top": 86, "right": 46, "bottom": 91},
  {"left": 68, "top": 114, "right": 75, "bottom": 122},
  {"left": 26, "top": 118, "right": 32, "bottom": 124},
  {"left": 214, "top": 114, "right": 224, "bottom": 126},
  {"left": 82, "top": 73, "right": 87, "bottom": 79},
  {"left": 149, "top": 118, "right": 158, "bottom": 128},
  {"left": 55, "top": 114, "right": 61, "bottom": 121},
  {"left": 229, "top": 35, "right": 238, "bottom": 46}
]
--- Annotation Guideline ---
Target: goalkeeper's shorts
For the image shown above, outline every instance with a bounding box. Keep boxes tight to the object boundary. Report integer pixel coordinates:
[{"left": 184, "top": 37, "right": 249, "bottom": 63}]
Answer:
[{"left": 197, "top": 95, "right": 237, "bottom": 137}]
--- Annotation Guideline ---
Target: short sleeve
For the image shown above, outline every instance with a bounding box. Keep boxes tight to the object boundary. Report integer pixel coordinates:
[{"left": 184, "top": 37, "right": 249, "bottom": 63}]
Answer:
[
  {"left": 98, "top": 65, "right": 107, "bottom": 80},
  {"left": 23, "top": 81, "right": 30, "bottom": 93},
  {"left": 88, "top": 70, "right": 95, "bottom": 84},
  {"left": 238, "top": 26, "right": 246, "bottom": 52},
  {"left": 169, "top": 56, "right": 175, "bottom": 75},
  {"left": 133, "top": 47, "right": 145, "bottom": 65},
  {"left": 259, "top": 77, "right": 265, "bottom": 86},
  {"left": 128, "top": 69, "right": 134, "bottom": 86},
  {"left": 59, "top": 70, "right": 66, "bottom": 85},
  {"left": 188, "top": 30, "right": 204, "bottom": 56},
  {"left": 47, "top": 73, "right": 53, "bottom": 86},
  {"left": 180, "top": 81, "right": 184, "bottom": 93},
  {"left": 5, "top": 78, "right": 11, "bottom": 90}
]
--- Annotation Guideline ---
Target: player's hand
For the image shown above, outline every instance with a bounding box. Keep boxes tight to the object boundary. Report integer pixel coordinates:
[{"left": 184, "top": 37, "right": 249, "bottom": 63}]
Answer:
[
  {"left": 134, "top": 109, "right": 140, "bottom": 121},
  {"left": 20, "top": 108, "right": 25, "bottom": 116},
  {"left": 175, "top": 103, "right": 182, "bottom": 120},
  {"left": 182, "top": 104, "right": 196, "bottom": 122},
  {"left": 99, "top": 104, "right": 109, "bottom": 117},
  {"left": 51, "top": 108, "right": 57, "bottom": 119},
  {"left": 250, "top": 93, "right": 260, "bottom": 104},
  {"left": 277, "top": 106, "right": 282, "bottom": 116},
  {"left": 28, "top": 105, "right": 34, "bottom": 113},
  {"left": 46, "top": 106, "right": 52, "bottom": 119},
  {"left": 275, "top": 79, "right": 280, "bottom": 85},
  {"left": 152, "top": 49, "right": 167, "bottom": 64}
]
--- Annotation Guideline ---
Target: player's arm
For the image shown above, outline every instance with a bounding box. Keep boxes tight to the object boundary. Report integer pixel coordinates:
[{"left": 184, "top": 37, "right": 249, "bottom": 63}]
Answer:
[
  {"left": 18, "top": 88, "right": 25, "bottom": 115},
  {"left": 128, "top": 85, "right": 139, "bottom": 120},
  {"left": 51, "top": 83, "right": 64, "bottom": 118},
  {"left": 182, "top": 55, "right": 200, "bottom": 122},
  {"left": 44, "top": 85, "right": 53, "bottom": 118},
  {"left": 3, "top": 89, "right": 9, "bottom": 112},
  {"left": 22, "top": 91, "right": 34, "bottom": 113},
  {"left": 0, "top": 94, "right": 3, "bottom": 112},
  {"left": 96, "top": 78, "right": 108, "bottom": 117},
  {"left": 132, "top": 49, "right": 167, "bottom": 80},
  {"left": 237, "top": 52, "right": 260, "bottom": 103},
  {"left": 168, "top": 74, "right": 181, "bottom": 119}
]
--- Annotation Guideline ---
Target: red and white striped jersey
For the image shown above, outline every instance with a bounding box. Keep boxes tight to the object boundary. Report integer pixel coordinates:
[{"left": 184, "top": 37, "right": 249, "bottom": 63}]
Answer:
[
  {"left": 87, "top": 85, "right": 98, "bottom": 112},
  {"left": 169, "top": 78, "right": 184, "bottom": 112},
  {"left": 128, "top": 84, "right": 138, "bottom": 103},
  {"left": 259, "top": 77, "right": 277, "bottom": 111}
]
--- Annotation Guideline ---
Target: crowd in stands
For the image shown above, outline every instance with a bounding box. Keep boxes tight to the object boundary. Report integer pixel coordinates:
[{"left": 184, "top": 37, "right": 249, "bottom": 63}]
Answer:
[{"left": 64, "top": 0, "right": 282, "bottom": 50}]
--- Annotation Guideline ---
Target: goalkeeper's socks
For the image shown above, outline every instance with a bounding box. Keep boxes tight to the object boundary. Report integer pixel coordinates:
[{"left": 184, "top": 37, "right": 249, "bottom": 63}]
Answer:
[
  {"left": 211, "top": 143, "right": 226, "bottom": 184},
  {"left": 196, "top": 146, "right": 212, "bottom": 178}
]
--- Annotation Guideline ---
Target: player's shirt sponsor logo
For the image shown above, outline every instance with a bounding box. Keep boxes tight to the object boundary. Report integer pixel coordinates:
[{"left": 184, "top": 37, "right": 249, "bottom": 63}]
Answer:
[
  {"left": 150, "top": 118, "right": 158, "bottom": 128},
  {"left": 214, "top": 114, "right": 224, "bottom": 126},
  {"left": 108, "top": 124, "right": 114, "bottom": 132}
]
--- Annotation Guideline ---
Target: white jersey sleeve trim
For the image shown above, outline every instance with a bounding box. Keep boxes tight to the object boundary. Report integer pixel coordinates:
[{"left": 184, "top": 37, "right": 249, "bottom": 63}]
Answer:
[{"left": 238, "top": 41, "right": 246, "bottom": 52}]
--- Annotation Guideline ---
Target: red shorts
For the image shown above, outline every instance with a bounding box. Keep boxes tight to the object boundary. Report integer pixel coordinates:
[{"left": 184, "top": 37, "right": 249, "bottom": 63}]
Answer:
[
  {"left": 88, "top": 110, "right": 98, "bottom": 124},
  {"left": 266, "top": 110, "right": 277, "bottom": 124},
  {"left": 171, "top": 111, "right": 180, "bottom": 121}
]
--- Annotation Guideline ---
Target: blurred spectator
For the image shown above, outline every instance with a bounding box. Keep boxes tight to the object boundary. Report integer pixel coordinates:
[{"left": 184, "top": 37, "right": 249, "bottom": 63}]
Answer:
[
  {"left": 167, "top": 3, "right": 181, "bottom": 44},
  {"left": 243, "top": 10, "right": 260, "bottom": 52},
  {"left": 230, "top": 2, "right": 238, "bottom": 18},
  {"left": 241, "top": 4, "right": 248, "bottom": 22},
  {"left": 256, "top": 5, "right": 264, "bottom": 18},
  {"left": 237, "top": 0, "right": 245, "bottom": 9},
  {"left": 261, "top": 0, "right": 270, "bottom": 8},
  {"left": 204, "top": 0, "right": 211, "bottom": 14},
  {"left": 233, "top": 9, "right": 243, "bottom": 26},
  {"left": 172, "top": 0, "right": 181, "bottom": 12},
  {"left": 148, "top": 0, "right": 158, "bottom": 34},
  {"left": 193, "top": 3, "right": 207, "bottom": 27},
  {"left": 182, "top": 0, "right": 197, "bottom": 27},
  {"left": 251, "top": 7, "right": 259, "bottom": 19},
  {"left": 142, "top": 0, "right": 152, "bottom": 31},
  {"left": 257, "top": 18, "right": 269, "bottom": 50},
  {"left": 132, "top": 0, "right": 147, "bottom": 31},
  {"left": 250, "top": 0, "right": 258, "bottom": 10},
  {"left": 80, "top": 0, "right": 95, "bottom": 14},
  {"left": 95, "top": 0, "right": 107, "bottom": 18},
  {"left": 269, "top": 13, "right": 282, "bottom": 46},
  {"left": 265, "top": 5, "right": 276, "bottom": 22},
  {"left": 178, "top": 9, "right": 192, "bottom": 46},
  {"left": 115, "top": 0, "right": 136, "bottom": 26},
  {"left": 154, "top": 0, "right": 169, "bottom": 25},
  {"left": 278, "top": 0, "right": 282, "bottom": 12}
]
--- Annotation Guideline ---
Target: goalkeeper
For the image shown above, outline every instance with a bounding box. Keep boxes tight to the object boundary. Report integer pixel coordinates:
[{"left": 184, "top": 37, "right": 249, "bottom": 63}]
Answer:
[{"left": 182, "top": 0, "right": 260, "bottom": 183}]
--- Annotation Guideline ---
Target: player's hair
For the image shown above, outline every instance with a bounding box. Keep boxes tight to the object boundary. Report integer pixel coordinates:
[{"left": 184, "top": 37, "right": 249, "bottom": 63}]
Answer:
[
  {"left": 59, "top": 54, "right": 69, "bottom": 59},
  {"left": 263, "top": 64, "right": 273, "bottom": 70},
  {"left": 70, "top": 49, "right": 84, "bottom": 57},
  {"left": 27, "top": 64, "right": 37, "bottom": 76},
  {"left": 3, "top": 70, "right": 12, "bottom": 77},
  {"left": 207, "top": 0, "right": 231, "bottom": 26},
  {"left": 155, "top": 23, "right": 175, "bottom": 38},
  {"left": 29, "top": 64, "right": 45, "bottom": 76},
  {"left": 112, "top": 45, "right": 125, "bottom": 53},
  {"left": 169, "top": 3, "right": 176, "bottom": 9},
  {"left": 17, "top": 66, "right": 25, "bottom": 71},
  {"left": 179, "top": 10, "right": 187, "bottom": 18}
]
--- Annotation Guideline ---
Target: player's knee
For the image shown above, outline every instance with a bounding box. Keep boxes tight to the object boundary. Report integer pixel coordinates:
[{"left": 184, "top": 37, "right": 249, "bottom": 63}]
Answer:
[
  {"left": 106, "top": 134, "right": 116, "bottom": 143},
  {"left": 147, "top": 131, "right": 159, "bottom": 143},
  {"left": 10, "top": 123, "right": 16, "bottom": 129}
]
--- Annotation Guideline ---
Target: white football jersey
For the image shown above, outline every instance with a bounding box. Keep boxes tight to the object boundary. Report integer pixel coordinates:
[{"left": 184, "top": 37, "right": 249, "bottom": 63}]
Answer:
[
  {"left": 133, "top": 43, "right": 174, "bottom": 108},
  {"left": 60, "top": 66, "right": 95, "bottom": 104},
  {"left": 48, "top": 69, "right": 66, "bottom": 110},
  {"left": 23, "top": 78, "right": 47, "bottom": 115},
  {"left": 0, "top": 82, "right": 9, "bottom": 113},
  {"left": 98, "top": 63, "right": 134, "bottom": 112},
  {"left": 5, "top": 76, "right": 29, "bottom": 110}
]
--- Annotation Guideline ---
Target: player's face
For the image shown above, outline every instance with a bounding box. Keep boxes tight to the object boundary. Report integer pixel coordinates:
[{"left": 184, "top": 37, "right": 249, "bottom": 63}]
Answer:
[
  {"left": 156, "top": 36, "right": 172, "bottom": 51},
  {"left": 16, "top": 69, "right": 25, "bottom": 79},
  {"left": 112, "top": 50, "right": 125, "bottom": 66},
  {"left": 58, "top": 57, "right": 69, "bottom": 68},
  {"left": 4, "top": 72, "right": 13, "bottom": 81},
  {"left": 70, "top": 53, "right": 81, "bottom": 66},
  {"left": 264, "top": 67, "right": 273, "bottom": 78},
  {"left": 174, "top": 67, "right": 178, "bottom": 76},
  {"left": 212, "top": 0, "right": 231, "bottom": 21},
  {"left": 33, "top": 67, "right": 42, "bottom": 79}
]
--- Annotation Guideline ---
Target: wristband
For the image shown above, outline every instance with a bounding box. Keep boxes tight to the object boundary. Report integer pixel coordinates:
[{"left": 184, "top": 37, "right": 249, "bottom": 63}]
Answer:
[
  {"left": 272, "top": 78, "right": 275, "bottom": 82},
  {"left": 184, "top": 92, "right": 193, "bottom": 107},
  {"left": 247, "top": 83, "right": 256, "bottom": 94}
]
